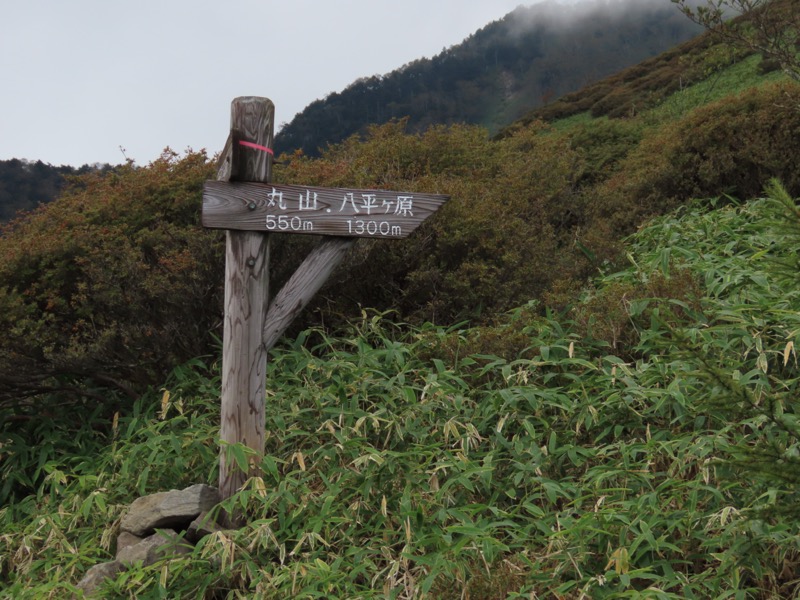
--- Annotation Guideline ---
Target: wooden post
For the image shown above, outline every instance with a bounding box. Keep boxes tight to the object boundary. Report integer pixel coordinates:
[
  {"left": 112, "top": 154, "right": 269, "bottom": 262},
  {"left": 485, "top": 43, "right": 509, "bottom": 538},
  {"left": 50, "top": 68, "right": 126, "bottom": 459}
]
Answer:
[
  {"left": 263, "top": 237, "right": 355, "bottom": 352},
  {"left": 203, "top": 97, "right": 448, "bottom": 503},
  {"left": 219, "top": 97, "right": 274, "bottom": 500}
]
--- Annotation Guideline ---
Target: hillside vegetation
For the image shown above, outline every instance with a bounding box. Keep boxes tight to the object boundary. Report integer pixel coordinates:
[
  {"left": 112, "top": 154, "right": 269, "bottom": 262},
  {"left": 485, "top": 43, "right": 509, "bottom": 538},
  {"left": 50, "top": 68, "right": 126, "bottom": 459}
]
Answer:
[
  {"left": 4, "top": 184, "right": 800, "bottom": 597},
  {"left": 0, "top": 159, "right": 112, "bottom": 223},
  {"left": 3, "top": 3, "right": 800, "bottom": 597},
  {"left": 274, "top": 0, "right": 700, "bottom": 157}
]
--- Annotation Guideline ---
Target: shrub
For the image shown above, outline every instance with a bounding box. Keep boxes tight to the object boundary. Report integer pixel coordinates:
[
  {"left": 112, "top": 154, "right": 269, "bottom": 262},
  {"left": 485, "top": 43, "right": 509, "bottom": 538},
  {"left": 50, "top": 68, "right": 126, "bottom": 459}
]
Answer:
[
  {"left": 274, "top": 121, "right": 592, "bottom": 326},
  {"left": 0, "top": 150, "right": 220, "bottom": 409},
  {"left": 588, "top": 81, "right": 800, "bottom": 237},
  {"left": 565, "top": 117, "right": 644, "bottom": 186}
]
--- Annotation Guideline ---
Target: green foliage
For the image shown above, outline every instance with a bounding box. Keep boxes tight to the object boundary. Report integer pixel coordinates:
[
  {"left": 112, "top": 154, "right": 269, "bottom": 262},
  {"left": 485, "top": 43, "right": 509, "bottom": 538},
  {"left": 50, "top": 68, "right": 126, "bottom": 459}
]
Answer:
[
  {"left": 646, "top": 52, "right": 785, "bottom": 124},
  {"left": 274, "top": 120, "right": 592, "bottom": 326},
  {"left": 5, "top": 183, "right": 800, "bottom": 597},
  {"left": 276, "top": 27, "right": 792, "bottom": 330},
  {"left": 0, "top": 360, "right": 220, "bottom": 595},
  {"left": 673, "top": 0, "right": 800, "bottom": 83},
  {"left": 3, "top": 61, "right": 781, "bottom": 410},
  {"left": 588, "top": 81, "right": 800, "bottom": 238},
  {"left": 275, "top": 69, "right": 797, "bottom": 329},
  {"left": 5, "top": 23, "right": 800, "bottom": 596},
  {"left": 561, "top": 117, "right": 644, "bottom": 186},
  {"left": 511, "top": 28, "right": 727, "bottom": 129},
  {"left": 3, "top": 18, "right": 793, "bottom": 411},
  {"left": 0, "top": 159, "right": 111, "bottom": 223},
  {"left": 275, "top": 1, "right": 700, "bottom": 157},
  {"left": 0, "top": 150, "right": 220, "bottom": 407},
  {"left": 662, "top": 81, "right": 800, "bottom": 198}
]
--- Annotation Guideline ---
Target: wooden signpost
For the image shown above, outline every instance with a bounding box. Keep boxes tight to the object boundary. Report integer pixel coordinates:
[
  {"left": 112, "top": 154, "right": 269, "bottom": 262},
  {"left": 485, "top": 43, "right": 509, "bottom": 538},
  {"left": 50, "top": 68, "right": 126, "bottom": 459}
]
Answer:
[
  {"left": 204, "top": 181, "right": 448, "bottom": 239},
  {"left": 203, "top": 96, "right": 448, "bottom": 499}
]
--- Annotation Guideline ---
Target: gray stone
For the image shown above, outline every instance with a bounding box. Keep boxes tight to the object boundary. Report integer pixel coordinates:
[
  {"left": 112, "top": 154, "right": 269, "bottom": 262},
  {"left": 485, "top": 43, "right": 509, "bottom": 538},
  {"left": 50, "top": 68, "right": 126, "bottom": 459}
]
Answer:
[
  {"left": 76, "top": 560, "right": 124, "bottom": 597},
  {"left": 75, "top": 483, "right": 221, "bottom": 594},
  {"left": 115, "top": 531, "right": 143, "bottom": 558},
  {"left": 119, "top": 484, "right": 220, "bottom": 536},
  {"left": 116, "top": 529, "right": 192, "bottom": 567},
  {"left": 186, "top": 510, "right": 227, "bottom": 543}
]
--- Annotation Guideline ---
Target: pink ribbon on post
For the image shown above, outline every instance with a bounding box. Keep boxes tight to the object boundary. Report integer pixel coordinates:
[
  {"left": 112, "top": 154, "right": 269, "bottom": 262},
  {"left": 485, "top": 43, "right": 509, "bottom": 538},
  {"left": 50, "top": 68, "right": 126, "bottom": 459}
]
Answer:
[{"left": 238, "top": 140, "right": 274, "bottom": 155}]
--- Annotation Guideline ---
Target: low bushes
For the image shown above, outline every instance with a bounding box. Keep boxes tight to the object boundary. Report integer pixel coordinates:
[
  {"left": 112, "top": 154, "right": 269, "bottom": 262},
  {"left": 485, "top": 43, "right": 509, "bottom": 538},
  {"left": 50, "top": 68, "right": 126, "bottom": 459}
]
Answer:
[
  {"left": 0, "top": 151, "right": 220, "bottom": 408},
  {"left": 4, "top": 184, "right": 800, "bottom": 597},
  {"left": 588, "top": 81, "right": 800, "bottom": 237}
]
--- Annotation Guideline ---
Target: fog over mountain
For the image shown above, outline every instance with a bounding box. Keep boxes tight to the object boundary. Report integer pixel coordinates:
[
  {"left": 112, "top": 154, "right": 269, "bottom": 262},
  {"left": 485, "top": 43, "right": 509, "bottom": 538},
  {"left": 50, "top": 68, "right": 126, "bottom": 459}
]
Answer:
[
  {"left": 506, "top": 0, "right": 691, "bottom": 33},
  {"left": 274, "top": 0, "right": 702, "bottom": 156},
  {"left": 0, "top": 0, "right": 703, "bottom": 223}
]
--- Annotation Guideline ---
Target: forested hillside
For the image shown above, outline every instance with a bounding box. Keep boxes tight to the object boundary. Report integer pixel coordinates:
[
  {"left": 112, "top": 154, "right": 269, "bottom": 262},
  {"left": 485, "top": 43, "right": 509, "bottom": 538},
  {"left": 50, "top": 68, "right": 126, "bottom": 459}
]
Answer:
[
  {"left": 274, "top": 0, "right": 701, "bottom": 156},
  {"left": 0, "top": 159, "right": 111, "bottom": 223},
  {"left": 3, "top": 1, "right": 800, "bottom": 597}
]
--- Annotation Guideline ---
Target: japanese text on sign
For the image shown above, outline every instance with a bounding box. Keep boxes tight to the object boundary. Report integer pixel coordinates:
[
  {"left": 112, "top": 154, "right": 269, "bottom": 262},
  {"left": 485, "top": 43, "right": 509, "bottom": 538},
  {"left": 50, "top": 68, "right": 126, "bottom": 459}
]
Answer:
[{"left": 202, "top": 180, "right": 449, "bottom": 240}]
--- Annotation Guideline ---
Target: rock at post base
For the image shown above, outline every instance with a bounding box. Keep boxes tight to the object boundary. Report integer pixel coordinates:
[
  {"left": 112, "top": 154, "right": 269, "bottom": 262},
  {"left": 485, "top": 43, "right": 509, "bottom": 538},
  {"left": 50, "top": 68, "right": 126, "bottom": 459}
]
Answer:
[
  {"left": 119, "top": 484, "right": 220, "bottom": 536},
  {"left": 116, "top": 529, "right": 192, "bottom": 566},
  {"left": 76, "top": 560, "right": 124, "bottom": 597},
  {"left": 115, "top": 531, "right": 143, "bottom": 558}
]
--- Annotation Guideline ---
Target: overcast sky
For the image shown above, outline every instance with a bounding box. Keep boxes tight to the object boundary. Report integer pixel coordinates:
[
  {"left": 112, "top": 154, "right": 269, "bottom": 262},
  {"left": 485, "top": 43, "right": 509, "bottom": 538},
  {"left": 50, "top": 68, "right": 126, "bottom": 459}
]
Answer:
[{"left": 0, "top": 0, "right": 541, "bottom": 167}]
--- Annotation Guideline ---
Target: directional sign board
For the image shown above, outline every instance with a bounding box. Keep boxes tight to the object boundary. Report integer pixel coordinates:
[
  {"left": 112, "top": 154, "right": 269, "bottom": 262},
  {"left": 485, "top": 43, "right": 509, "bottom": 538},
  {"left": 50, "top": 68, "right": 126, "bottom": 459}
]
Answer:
[{"left": 203, "top": 181, "right": 449, "bottom": 239}]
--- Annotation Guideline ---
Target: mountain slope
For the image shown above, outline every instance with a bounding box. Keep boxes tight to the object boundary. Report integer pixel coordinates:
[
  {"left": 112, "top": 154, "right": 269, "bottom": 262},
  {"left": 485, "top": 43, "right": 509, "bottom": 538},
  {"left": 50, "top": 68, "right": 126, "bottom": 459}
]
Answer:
[
  {"left": 0, "top": 0, "right": 794, "bottom": 412},
  {"left": 274, "top": 0, "right": 702, "bottom": 157},
  {"left": 6, "top": 184, "right": 800, "bottom": 598}
]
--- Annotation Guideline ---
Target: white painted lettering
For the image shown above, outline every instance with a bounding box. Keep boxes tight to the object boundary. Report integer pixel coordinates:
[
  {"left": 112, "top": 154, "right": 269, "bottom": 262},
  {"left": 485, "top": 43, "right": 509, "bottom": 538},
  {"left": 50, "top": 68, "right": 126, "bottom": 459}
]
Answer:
[
  {"left": 340, "top": 192, "right": 359, "bottom": 213},
  {"left": 266, "top": 214, "right": 313, "bottom": 231},
  {"left": 347, "top": 218, "right": 402, "bottom": 237},
  {"left": 361, "top": 194, "right": 379, "bottom": 215},
  {"left": 267, "top": 187, "right": 287, "bottom": 210},
  {"left": 299, "top": 190, "right": 318, "bottom": 211},
  {"left": 395, "top": 196, "right": 414, "bottom": 217}
]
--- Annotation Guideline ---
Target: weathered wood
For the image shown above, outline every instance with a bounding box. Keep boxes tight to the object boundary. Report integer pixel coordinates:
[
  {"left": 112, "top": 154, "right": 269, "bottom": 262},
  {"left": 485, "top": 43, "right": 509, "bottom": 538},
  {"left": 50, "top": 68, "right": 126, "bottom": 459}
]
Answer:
[
  {"left": 215, "top": 134, "right": 233, "bottom": 182},
  {"left": 203, "top": 181, "right": 449, "bottom": 239},
  {"left": 263, "top": 237, "right": 356, "bottom": 352},
  {"left": 206, "top": 96, "right": 451, "bottom": 504},
  {"left": 219, "top": 97, "right": 274, "bottom": 500}
]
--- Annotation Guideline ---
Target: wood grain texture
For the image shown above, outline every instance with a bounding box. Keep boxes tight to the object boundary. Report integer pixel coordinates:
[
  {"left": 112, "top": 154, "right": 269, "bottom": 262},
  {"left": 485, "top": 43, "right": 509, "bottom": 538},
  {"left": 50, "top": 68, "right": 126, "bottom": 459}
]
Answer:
[
  {"left": 263, "top": 237, "right": 356, "bottom": 352},
  {"left": 216, "top": 133, "right": 233, "bottom": 182},
  {"left": 203, "top": 181, "right": 449, "bottom": 239},
  {"left": 230, "top": 97, "right": 274, "bottom": 183},
  {"left": 219, "top": 97, "right": 273, "bottom": 500},
  {"left": 210, "top": 98, "right": 450, "bottom": 499}
]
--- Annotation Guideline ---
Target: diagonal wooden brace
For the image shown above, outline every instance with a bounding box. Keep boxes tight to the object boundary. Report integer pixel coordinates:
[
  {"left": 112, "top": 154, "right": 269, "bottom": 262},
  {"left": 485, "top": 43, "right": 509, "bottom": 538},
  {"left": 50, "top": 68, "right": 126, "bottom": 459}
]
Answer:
[{"left": 262, "top": 237, "right": 356, "bottom": 352}]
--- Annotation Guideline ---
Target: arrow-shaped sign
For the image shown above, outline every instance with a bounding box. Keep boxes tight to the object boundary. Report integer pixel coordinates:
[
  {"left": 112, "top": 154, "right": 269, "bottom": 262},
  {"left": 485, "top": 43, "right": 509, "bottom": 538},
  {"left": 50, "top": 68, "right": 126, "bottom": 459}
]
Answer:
[{"left": 203, "top": 181, "right": 449, "bottom": 239}]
